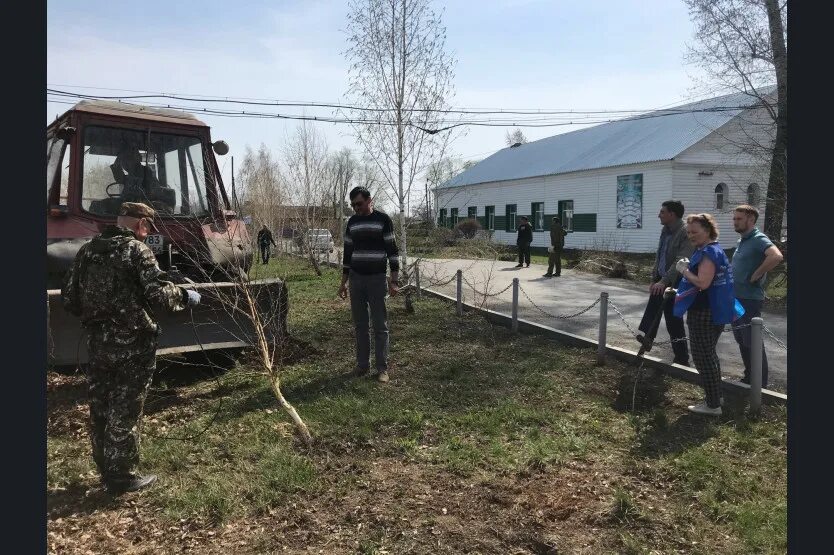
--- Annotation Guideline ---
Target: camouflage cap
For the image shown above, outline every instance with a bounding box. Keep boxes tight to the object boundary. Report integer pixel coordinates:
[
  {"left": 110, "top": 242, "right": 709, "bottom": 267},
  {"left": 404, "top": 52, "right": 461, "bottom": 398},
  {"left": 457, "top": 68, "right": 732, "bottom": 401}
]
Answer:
[{"left": 119, "top": 202, "right": 159, "bottom": 231}]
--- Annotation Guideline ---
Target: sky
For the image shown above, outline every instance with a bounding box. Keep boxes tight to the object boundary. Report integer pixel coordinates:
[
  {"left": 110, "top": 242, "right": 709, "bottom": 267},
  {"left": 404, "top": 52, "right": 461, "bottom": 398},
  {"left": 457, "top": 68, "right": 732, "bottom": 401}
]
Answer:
[{"left": 47, "top": 0, "right": 711, "bottom": 208}]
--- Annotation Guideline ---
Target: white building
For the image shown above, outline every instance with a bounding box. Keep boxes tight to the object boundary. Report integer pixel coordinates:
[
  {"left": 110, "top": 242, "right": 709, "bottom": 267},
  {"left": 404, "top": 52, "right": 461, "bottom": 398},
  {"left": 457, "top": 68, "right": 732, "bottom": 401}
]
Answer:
[{"left": 434, "top": 90, "right": 775, "bottom": 253}]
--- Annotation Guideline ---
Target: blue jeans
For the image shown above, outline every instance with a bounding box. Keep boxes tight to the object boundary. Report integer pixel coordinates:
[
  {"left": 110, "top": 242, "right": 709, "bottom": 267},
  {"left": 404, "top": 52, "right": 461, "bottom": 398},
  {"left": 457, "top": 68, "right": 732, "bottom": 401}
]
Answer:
[{"left": 732, "top": 298, "right": 769, "bottom": 387}]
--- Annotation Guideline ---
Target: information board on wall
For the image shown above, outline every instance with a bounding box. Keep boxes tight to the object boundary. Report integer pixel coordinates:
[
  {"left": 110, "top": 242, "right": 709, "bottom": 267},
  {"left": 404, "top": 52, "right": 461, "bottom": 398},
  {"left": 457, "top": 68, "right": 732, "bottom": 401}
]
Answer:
[{"left": 616, "top": 174, "right": 643, "bottom": 229}]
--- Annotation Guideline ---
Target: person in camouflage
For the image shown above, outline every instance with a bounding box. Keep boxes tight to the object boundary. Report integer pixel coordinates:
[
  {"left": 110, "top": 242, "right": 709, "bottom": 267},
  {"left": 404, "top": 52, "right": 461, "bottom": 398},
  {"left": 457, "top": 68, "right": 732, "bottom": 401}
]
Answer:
[
  {"left": 543, "top": 216, "right": 569, "bottom": 277},
  {"left": 62, "top": 202, "right": 202, "bottom": 494}
]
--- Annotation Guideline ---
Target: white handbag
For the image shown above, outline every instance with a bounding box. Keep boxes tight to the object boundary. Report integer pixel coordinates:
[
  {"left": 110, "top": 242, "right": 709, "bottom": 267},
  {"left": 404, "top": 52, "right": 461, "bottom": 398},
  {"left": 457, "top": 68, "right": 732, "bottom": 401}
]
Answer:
[{"left": 547, "top": 246, "right": 554, "bottom": 253}]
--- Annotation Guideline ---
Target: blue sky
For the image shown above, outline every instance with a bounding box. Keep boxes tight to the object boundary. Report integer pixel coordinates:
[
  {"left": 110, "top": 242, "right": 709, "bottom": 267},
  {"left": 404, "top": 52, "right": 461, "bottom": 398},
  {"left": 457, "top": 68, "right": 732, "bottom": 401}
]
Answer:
[{"left": 47, "top": 0, "right": 710, "bottom": 201}]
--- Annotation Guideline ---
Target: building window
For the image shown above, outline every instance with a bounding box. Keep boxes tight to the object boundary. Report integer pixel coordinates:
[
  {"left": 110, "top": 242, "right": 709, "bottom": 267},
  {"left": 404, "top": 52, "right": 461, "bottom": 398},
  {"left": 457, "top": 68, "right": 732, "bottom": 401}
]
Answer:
[
  {"left": 450, "top": 208, "right": 459, "bottom": 226},
  {"left": 747, "top": 183, "right": 760, "bottom": 206},
  {"left": 505, "top": 204, "right": 517, "bottom": 232},
  {"left": 485, "top": 206, "right": 495, "bottom": 231},
  {"left": 715, "top": 183, "right": 728, "bottom": 210},
  {"left": 468, "top": 206, "right": 477, "bottom": 219},
  {"left": 438, "top": 208, "right": 446, "bottom": 227},
  {"left": 558, "top": 200, "right": 574, "bottom": 231},
  {"left": 531, "top": 202, "right": 544, "bottom": 231}
]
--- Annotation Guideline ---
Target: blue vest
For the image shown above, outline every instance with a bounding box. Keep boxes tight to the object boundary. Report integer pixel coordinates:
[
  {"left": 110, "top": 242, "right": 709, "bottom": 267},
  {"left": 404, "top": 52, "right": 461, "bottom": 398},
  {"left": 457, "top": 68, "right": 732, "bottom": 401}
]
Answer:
[{"left": 673, "top": 242, "right": 744, "bottom": 324}]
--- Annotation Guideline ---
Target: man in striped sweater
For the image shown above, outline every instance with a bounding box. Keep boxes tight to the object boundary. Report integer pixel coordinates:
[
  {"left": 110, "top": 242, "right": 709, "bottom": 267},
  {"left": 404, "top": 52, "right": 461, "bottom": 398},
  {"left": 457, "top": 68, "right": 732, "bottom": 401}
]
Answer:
[{"left": 337, "top": 187, "right": 400, "bottom": 383}]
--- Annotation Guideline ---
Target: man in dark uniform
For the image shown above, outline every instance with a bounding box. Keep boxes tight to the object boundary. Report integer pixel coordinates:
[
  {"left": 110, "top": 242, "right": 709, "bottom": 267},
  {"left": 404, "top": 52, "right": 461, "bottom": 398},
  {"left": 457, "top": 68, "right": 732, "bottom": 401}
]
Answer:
[
  {"left": 257, "top": 225, "right": 277, "bottom": 264},
  {"left": 515, "top": 216, "right": 533, "bottom": 268},
  {"left": 62, "top": 202, "right": 202, "bottom": 494},
  {"left": 544, "top": 216, "right": 569, "bottom": 277}
]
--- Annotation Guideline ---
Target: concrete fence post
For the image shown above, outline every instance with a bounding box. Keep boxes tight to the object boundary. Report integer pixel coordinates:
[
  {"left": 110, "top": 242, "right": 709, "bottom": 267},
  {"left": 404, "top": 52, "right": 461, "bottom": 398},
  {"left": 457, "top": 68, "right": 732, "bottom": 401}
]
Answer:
[
  {"left": 511, "top": 278, "right": 519, "bottom": 333},
  {"left": 750, "top": 317, "right": 764, "bottom": 413},
  {"left": 597, "top": 292, "right": 609, "bottom": 365},
  {"left": 456, "top": 270, "right": 463, "bottom": 316},
  {"left": 415, "top": 265, "right": 422, "bottom": 298}
]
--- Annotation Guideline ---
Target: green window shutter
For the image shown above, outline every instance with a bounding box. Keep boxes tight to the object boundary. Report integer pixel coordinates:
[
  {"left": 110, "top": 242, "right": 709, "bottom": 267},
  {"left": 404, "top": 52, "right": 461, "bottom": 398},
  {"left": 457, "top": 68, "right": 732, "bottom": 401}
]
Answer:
[
  {"left": 495, "top": 215, "right": 506, "bottom": 230},
  {"left": 468, "top": 207, "right": 477, "bottom": 219},
  {"left": 573, "top": 213, "right": 597, "bottom": 232}
]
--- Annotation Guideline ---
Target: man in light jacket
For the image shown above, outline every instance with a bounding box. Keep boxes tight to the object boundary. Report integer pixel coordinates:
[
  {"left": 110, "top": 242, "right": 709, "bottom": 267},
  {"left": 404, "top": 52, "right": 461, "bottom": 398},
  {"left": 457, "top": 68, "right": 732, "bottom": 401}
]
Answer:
[{"left": 636, "top": 200, "right": 694, "bottom": 365}]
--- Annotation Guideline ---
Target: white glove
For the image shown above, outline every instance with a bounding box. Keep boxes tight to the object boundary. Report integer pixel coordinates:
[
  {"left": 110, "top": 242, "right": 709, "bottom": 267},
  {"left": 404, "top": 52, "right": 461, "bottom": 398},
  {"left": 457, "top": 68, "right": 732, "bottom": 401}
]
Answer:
[
  {"left": 675, "top": 258, "right": 690, "bottom": 274},
  {"left": 186, "top": 289, "right": 201, "bottom": 307}
]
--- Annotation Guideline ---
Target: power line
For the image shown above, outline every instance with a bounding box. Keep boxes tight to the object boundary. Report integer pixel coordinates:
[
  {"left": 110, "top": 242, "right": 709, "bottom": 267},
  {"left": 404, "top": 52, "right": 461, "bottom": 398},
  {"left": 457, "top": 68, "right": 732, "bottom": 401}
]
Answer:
[
  {"left": 47, "top": 89, "right": 755, "bottom": 132},
  {"left": 46, "top": 85, "right": 753, "bottom": 117}
]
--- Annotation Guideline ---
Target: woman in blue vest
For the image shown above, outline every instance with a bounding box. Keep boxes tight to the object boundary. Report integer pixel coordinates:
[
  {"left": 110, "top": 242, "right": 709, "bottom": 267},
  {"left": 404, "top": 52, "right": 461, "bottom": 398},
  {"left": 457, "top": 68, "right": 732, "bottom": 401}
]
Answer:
[{"left": 672, "top": 213, "right": 742, "bottom": 416}]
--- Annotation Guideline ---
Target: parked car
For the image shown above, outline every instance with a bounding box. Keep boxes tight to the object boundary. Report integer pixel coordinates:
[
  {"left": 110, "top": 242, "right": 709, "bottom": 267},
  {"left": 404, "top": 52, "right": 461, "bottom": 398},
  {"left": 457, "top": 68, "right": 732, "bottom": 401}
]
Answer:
[{"left": 297, "top": 229, "right": 335, "bottom": 253}]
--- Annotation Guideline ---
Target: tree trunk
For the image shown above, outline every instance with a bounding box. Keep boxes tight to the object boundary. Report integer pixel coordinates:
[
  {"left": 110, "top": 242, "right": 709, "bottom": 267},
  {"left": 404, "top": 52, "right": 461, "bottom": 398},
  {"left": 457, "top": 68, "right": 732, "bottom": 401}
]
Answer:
[
  {"left": 762, "top": 0, "right": 787, "bottom": 243},
  {"left": 270, "top": 375, "right": 313, "bottom": 446}
]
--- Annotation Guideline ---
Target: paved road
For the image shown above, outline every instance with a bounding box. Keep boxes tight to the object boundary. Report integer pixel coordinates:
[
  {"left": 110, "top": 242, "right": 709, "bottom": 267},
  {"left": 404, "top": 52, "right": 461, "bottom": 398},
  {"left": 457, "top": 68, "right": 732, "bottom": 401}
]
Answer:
[{"left": 416, "top": 258, "right": 788, "bottom": 392}]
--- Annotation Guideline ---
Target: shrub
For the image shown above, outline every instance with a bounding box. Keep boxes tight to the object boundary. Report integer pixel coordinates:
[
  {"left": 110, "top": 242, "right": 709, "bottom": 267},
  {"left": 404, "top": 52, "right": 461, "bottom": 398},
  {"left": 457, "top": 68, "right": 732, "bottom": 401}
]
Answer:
[{"left": 454, "top": 218, "right": 482, "bottom": 239}]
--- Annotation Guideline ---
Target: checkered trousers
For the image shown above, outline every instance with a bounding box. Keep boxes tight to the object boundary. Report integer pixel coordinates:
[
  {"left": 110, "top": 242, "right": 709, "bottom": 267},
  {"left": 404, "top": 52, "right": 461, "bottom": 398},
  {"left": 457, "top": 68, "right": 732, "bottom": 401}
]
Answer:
[{"left": 686, "top": 307, "right": 725, "bottom": 408}]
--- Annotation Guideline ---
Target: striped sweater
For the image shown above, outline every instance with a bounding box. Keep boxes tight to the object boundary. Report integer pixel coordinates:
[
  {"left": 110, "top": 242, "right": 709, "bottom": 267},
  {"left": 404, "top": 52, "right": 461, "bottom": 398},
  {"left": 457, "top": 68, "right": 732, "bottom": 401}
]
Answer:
[{"left": 342, "top": 211, "right": 400, "bottom": 275}]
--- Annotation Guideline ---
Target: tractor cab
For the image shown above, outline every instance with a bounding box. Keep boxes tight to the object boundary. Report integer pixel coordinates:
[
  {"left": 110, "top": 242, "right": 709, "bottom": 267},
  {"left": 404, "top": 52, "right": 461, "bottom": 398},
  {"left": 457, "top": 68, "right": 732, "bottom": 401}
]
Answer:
[{"left": 47, "top": 100, "right": 251, "bottom": 287}]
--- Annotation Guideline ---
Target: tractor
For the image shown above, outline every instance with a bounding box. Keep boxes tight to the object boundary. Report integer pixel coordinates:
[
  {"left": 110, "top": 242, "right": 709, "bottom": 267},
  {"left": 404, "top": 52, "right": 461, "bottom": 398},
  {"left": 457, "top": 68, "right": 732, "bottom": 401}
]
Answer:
[{"left": 47, "top": 100, "right": 287, "bottom": 367}]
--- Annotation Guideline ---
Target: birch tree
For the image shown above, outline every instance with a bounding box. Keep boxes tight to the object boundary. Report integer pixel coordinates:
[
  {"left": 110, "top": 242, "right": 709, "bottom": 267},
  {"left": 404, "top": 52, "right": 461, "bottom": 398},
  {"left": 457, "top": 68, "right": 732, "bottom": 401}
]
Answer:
[{"left": 344, "top": 0, "right": 459, "bottom": 267}]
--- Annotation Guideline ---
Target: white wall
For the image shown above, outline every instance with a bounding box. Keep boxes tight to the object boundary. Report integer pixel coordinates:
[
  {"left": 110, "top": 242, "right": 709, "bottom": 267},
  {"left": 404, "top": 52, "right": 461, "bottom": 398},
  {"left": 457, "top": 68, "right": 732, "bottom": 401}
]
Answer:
[
  {"left": 435, "top": 161, "right": 677, "bottom": 253},
  {"left": 672, "top": 163, "right": 769, "bottom": 250}
]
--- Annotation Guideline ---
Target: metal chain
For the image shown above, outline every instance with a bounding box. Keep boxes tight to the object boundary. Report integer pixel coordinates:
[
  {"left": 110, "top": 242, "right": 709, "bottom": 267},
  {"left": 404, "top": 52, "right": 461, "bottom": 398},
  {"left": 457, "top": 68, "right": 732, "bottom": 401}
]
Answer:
[
  {"left": 607, "top": 301, "right": 640, "bottom": 336},
  {"left": 518, "top": 284, "right": 601, "bottom": 320},
  {"left": 461, "top": 275, "right": 514, "bottom": 298},
  {"left": 763, "top": 325, "right": 788, "bottom": 350},
  {"left": 423, "top": 273, "right": 458, "bottom": 287}
]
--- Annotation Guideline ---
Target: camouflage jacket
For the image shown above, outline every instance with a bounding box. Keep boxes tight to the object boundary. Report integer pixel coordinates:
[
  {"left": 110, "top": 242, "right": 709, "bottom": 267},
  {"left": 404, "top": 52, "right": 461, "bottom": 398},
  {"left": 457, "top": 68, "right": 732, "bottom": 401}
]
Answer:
[{"left": 61, "top": 225, "right": 188, "bottom": 335}]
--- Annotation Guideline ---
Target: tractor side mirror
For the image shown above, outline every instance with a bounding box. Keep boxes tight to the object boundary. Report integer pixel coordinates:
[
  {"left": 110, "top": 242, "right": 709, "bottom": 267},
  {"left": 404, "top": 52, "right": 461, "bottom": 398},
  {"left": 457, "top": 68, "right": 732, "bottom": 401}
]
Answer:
[{"left": 212, "top": 140, "right": 229, "bottom": 156}]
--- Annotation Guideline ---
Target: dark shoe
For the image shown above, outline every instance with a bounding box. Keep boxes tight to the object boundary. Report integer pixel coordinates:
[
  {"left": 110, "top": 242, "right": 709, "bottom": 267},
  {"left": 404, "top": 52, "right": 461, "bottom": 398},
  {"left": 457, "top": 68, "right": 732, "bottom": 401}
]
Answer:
[
  {"left": 525, "top": 264, "right": 530, "bottom": 268},
  {"left": 553, "top": 274, "right": 561, "bottom": 277},
  {"left": 106, "top": 474, "right": 157, "bottom": 494},
  {"left": 514, "top": 264, "right": 524, "bottom": 268},
  {"left": 635, "top": 333, "right": 645, "bottom": 346},
  {"left": 543, "top": 273, "right": 553, "bottom": 278},
  {"left": 354, "top": 366, "right": 370, "bottom": 377},
  {"left": 376, "top": 370, "right": 390, "bottom": 383}
]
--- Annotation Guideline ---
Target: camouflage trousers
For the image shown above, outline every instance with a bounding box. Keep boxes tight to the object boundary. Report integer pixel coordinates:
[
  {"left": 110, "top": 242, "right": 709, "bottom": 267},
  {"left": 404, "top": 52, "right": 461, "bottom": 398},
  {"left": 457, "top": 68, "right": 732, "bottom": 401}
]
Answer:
[{"left": 86, "top": 327, "right": 157, "bottom": 483}]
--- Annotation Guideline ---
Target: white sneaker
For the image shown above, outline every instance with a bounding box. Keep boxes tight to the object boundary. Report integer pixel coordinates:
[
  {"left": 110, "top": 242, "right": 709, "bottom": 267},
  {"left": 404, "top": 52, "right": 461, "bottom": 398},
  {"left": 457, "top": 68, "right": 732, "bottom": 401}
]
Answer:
[{"left": 687, "top": 402, "right": 722, "bottom": 416}]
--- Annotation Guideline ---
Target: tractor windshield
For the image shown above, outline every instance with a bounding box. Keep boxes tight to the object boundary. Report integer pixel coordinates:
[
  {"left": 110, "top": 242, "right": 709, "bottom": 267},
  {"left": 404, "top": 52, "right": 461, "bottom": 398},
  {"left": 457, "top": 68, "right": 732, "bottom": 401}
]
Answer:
[{"left": 81, "top": 126, "right": 210, "bottom": 217}]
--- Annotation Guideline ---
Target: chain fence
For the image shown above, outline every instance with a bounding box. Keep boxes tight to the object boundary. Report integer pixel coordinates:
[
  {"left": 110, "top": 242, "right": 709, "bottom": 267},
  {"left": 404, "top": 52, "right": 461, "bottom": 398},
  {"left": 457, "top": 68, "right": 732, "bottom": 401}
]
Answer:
[
  {"left": 518, "top": 284, "right": 602, "bottom": 320},
  {"left": 419, "top": 264, "right": 788, "bottom": 352}
]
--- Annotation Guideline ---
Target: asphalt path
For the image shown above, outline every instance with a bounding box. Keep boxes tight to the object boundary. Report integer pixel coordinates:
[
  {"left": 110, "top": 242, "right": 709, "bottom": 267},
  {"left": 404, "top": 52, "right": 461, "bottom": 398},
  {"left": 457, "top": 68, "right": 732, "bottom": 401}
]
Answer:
[{"left": 416, "top": 258, "right": 788, "bottom": 393}]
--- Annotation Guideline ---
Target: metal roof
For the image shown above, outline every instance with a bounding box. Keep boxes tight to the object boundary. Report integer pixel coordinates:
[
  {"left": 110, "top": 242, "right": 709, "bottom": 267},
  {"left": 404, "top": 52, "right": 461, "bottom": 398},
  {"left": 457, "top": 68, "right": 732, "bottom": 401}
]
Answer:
[
  {"left": 67, "top": 100, "right": 208, "bottom": 127},
  {"left": 440, "top": 90, "right": 772, "bottom": 188}
]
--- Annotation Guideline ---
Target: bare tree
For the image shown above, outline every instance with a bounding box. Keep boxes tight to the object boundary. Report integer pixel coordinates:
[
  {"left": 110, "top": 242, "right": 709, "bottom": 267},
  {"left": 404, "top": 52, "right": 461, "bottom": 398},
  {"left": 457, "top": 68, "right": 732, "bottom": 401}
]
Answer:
[
  {"left": 238, "top": 143, "right": 288, "bottom": 238},
  {"left": 344, "top": 0, "right": 460, "bottom": 269},
  {"left": 154, "top": 150, "right": 311, "bottom": 446},
  {"left": 284, "top": 121, "right": 331, "bottom": 275},
  {"left": 685, "top": 0, "right": 787, "bottom": 241},
  {"left": 327, "top": 147, "right": 358, "bottom": 221},
  {"left": 505, "top": 128, "right": 528, "bottom": 147}
]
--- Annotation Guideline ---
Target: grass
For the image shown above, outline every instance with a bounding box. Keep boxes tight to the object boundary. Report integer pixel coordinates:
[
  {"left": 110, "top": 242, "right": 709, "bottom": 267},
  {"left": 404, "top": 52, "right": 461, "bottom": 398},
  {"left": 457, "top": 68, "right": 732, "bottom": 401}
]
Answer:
[{"left": 47, "top": 254, "right": 787, "bottom": 553}]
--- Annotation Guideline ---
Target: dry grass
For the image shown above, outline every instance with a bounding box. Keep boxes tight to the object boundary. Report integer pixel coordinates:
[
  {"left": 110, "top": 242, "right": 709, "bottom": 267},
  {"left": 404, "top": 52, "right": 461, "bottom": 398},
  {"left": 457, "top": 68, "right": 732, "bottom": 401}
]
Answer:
[{"left": 47, "top": 255, "right": 787, "bottom": 554}]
